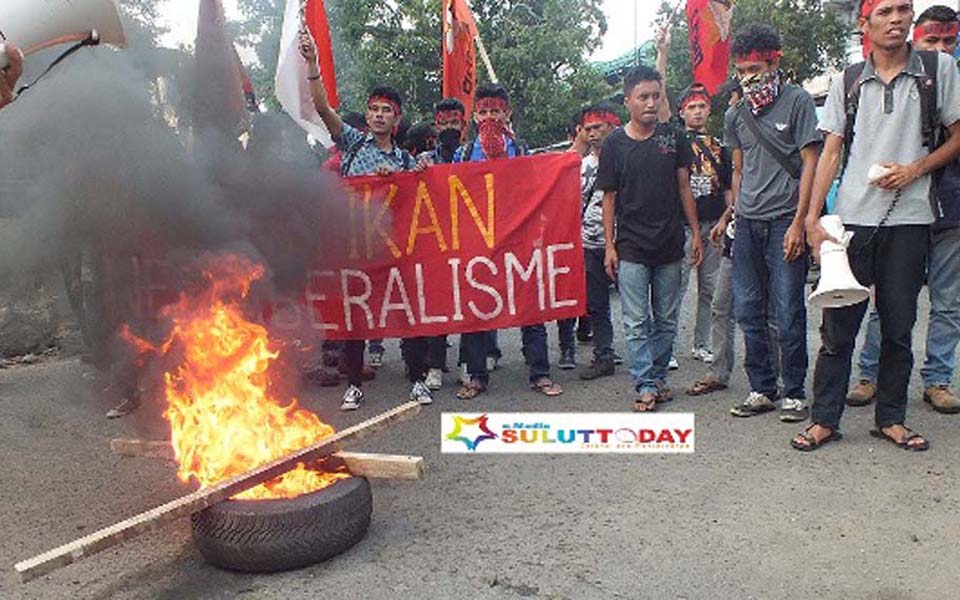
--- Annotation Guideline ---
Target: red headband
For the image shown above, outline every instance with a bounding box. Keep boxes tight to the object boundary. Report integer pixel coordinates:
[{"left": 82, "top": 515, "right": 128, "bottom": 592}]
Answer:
[
  {"left": 435, "top": 110, "right": 464, "bottom": 123},
  {"left": 914, "top": 21, "right": 960, "bottom": 40},
  {"left": 368, "top": 95, "right": 401, "bottom": 116},
  {"left": 860, "top": 0, "right": 881, "bottom": 18},
  {"left": 582, "top": 111, "right": 621, "bottom": 127},
  {"left": 680, "top": 92, "right": 711, "bottom": 110},
  {"left": 475, "top": 97, "right": 509, "bottom": 113},
  {"left": 733, "top": 49, "right": 783, "bottom": 63}
]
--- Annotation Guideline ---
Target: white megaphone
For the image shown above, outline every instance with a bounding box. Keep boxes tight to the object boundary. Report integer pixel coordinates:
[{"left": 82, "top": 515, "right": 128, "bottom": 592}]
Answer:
[
  {"left": 0, "top": 0, "right": 126, "bottom": 69},
  {"left": 809, "top": 215, "right": 870, "bottom": 309}
]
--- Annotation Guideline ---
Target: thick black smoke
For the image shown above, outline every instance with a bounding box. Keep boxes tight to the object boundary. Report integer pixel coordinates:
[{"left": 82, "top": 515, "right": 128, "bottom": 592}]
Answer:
[{"left": 0, "top": 41, "right": 352, "bottom": 296}]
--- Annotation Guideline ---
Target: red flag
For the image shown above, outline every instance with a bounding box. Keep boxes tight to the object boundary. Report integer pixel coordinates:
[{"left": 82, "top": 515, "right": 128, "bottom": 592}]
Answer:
[
  {"left": 443, "top": 0, "right": 478, "bottom": 117},
  {"left": 686, "top": 0, "right": 734, "bottom": 94},
  {"left": 304, "top": 0, "right": 339, "bottom": 109}
]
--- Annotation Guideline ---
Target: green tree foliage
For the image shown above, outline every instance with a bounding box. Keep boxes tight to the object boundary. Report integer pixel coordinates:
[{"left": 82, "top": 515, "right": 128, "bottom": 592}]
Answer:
[
  {"left": 235, "top": 0, "right": 612, "bottom": 147},
  {"left": 657, "top": 0, "right": 848, "bottom": 133}
]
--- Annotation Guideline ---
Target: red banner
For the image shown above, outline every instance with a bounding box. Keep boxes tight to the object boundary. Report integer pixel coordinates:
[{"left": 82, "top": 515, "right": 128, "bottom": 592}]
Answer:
[
  {"left": 268, "top": 153, "right": 586, "bottom": 340},
  {"left": 686, "top": 0, "right": 734, "bottom": 94},
  {"left": 442, "top": 0, "right": 478, "bottom": 118}
]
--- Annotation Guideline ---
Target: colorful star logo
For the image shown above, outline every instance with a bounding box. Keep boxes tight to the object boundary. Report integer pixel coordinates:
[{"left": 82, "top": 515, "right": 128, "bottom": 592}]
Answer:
[{"left": 446, "top": 414, "right": 497, "bottom": 451}]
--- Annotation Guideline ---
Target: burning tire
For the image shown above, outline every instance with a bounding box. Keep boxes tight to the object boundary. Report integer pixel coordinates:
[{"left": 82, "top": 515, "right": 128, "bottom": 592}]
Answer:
[{"left": 191, "top": 476, "right": 372, "bottom": 573}]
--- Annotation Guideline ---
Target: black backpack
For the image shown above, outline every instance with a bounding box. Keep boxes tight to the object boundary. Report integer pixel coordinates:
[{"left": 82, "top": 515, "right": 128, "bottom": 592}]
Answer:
[{"left": 841, "top": 51, "right": 944, "bottom": 209}]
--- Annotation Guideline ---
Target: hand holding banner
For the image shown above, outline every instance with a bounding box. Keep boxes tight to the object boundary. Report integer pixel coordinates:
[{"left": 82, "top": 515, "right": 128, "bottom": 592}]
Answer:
[{"left": 268, "top": 153, "right": 586, "bottom": 340}]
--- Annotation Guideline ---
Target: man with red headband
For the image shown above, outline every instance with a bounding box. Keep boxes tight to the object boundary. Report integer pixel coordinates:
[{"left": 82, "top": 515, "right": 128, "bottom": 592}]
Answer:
[
  {"left": 431, "top": 98, "right": 468, "bottom": 164},
  {"left": 416, "top": 98, "right": 467, "bottom": 391},
  {"left": 721, "top": 24, "right": 821, "bottom": 423},
  {"left": 570, "top": 104, "right": 622, "bottom": 381},
  {"left": 795, "top": 0, "right": 960, "bottom": 451},
  {"left": 850, "top": 4, "right": 960, "bottom": 415},
  {"left": 454, "top": 83, "right": 561, "bottom": 400},
  {"left": 670, "top": 84, "right": 730, "bottom": 373},
  {"left": 300, "top": 32, "right": 433, "bottom": 412}
]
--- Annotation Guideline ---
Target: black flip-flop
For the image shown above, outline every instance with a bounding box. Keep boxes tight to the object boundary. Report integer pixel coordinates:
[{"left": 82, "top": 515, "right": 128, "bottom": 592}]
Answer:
[
  {"left": 791, "top": 425, "right": 843, "bottom": 452},
  {"left": 870, "top": 427, "right": 930, "bottom": 452}
]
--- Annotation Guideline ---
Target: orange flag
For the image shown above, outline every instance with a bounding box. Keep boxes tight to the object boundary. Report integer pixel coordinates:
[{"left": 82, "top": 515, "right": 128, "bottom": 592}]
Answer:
[{"left": 442, "top": 0, "right": 478, "bottom": 116}]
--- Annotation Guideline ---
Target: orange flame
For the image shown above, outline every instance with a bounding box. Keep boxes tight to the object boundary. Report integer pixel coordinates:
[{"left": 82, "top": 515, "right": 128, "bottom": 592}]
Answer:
[{"left": 126, "top": 254, "right": 347, "bottom": 500}]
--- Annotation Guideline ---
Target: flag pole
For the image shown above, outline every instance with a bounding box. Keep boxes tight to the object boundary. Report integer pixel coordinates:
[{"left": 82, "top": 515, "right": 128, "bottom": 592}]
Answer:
[
  {"left": 463, "top": 0, "right": 498, "bottom": 84},
  {"left": 474, "top": 32, "right": 498, "bottom": 84}
]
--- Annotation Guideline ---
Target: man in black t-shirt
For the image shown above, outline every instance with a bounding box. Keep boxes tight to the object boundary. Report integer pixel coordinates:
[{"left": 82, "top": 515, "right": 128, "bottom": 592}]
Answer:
[{"left": 597, "top": 65, "right": 704, "bottom": 412}]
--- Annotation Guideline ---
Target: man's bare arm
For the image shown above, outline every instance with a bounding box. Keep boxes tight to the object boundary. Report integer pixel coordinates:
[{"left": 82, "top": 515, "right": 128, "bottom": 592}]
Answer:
[
  {"left": 299, "top": 32, "right": 342, "bottom": 139},
  {"left": 655, "top": 29, "right": 672, "bottom": 123},
  {"left": 602, "top": 191, "right": 619, "bottom": 279},
  {"left": 804, "top": 133, "right": 843, "bottom": 259}
]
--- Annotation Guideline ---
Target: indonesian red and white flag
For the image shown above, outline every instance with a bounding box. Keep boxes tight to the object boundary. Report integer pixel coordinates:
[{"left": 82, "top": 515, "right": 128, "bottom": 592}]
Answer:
[
  {"left": 442, "top": 0, "right": 479, "bottom": 117},
  {"left": 276, "top": 0, "right": 339, "bottom": 147}
]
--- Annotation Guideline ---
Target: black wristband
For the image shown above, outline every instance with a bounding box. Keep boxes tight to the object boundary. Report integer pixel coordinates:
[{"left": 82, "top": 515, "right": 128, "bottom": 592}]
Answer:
[{"left": 307, "top": 74, "right": 321, "bottom": 81}]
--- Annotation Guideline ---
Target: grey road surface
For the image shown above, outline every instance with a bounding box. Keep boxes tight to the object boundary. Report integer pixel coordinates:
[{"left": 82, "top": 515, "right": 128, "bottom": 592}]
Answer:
[{"left": 1, "top": 292, "right": 958, "bottom": 600}]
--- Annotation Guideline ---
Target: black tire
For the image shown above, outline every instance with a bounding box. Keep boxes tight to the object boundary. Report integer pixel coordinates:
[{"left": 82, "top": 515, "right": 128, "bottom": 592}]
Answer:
[{"left": 190, "top": 476, "right": 372, "bottom": 573}]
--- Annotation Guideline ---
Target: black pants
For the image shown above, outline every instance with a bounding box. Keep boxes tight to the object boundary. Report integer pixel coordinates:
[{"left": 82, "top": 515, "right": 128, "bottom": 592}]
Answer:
[
  {"left": 345, "top": 338, "right": 430, "bottom": 386},
  {"left": 584, "top": 247, "right": 615, "bottom": 361},
  {"left": 400, "top": 337, "right": 430, "bottom": 383},
  {"left": 811, "top": 225, "right": 929, "bottom": 430},
  {"left": 427, "top": 335, "right": 447, "bottom": 369}
]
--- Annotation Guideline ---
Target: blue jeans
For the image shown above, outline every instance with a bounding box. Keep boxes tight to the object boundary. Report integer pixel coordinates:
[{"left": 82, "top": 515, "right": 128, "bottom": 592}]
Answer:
[
  {"left": 858, "top": 227, "right": 960, "bottom": 387},
  {"left": 557, "top": 319, "right": 576, "bottom": 353},
  {"left": 732, "top": 217, "right": 808, "bottom": 399},
  {"left": 619, "top": 259, "right": 682, "bottom": 395}
]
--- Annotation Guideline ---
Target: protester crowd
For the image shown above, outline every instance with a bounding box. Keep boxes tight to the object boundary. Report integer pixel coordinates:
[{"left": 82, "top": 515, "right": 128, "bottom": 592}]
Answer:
[
  {"left": 285, "top": 1, "right": 960, "bottom": 453},
  {"left": 19, "top": 0, "right": 934, "bottom": 454}
]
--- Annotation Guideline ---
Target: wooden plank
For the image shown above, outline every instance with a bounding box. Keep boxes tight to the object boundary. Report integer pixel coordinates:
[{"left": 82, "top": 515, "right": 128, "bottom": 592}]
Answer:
[
  {"left": 110, "top": 440, "right": 424, "bottom": 480},
  {"left": 15, "top": 401, "right": 421, "bottom": 583},
  {"left": 110, "top": 439, "right": 175, "bottom": 461},
  {"left": 336, "top": 452, "right": 424, "bottom": 480}
]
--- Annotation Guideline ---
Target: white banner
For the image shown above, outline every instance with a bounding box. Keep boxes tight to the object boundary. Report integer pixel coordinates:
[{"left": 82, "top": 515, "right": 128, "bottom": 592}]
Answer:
[{"left": 441, "top": 413, "right": 695, "bottom": 454}]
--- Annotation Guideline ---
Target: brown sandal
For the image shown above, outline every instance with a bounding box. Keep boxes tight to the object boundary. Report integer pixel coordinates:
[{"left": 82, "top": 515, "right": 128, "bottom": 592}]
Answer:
[
  {"left": 531, "top": 377, "right": 563, "bottom": 397},
  {"left": 791, "top": 424, "right": 842, "bottom": 452},
  {"left": 686, "top": 378, "right": 728, "bottom": 396},
  {"left": 870, "top": 425, "right": 930, "bottom": 452},
  {"left": 633, "top": 393, "right": 658, "bottom": 412},
  {"left": 456, "top": 380, "right": 487, "bottom": 400}
]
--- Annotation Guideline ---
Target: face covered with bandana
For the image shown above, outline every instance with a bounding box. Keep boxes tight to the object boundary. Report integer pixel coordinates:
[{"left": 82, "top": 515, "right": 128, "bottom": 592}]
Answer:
[
  {"left": 474, "top": 96, "right": 512, "bottom": 159},
  {"left": 734, "top": 49, "right": 783, "bottom": 114},
  {"left": 435, "top": 109, "right": 466, "bottom": 161}
]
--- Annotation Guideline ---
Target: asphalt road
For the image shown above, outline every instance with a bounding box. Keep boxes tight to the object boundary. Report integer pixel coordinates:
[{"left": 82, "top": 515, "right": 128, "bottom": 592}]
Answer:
[{"left": 1, "top": 290, "right": 959, "bottom": 600}]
